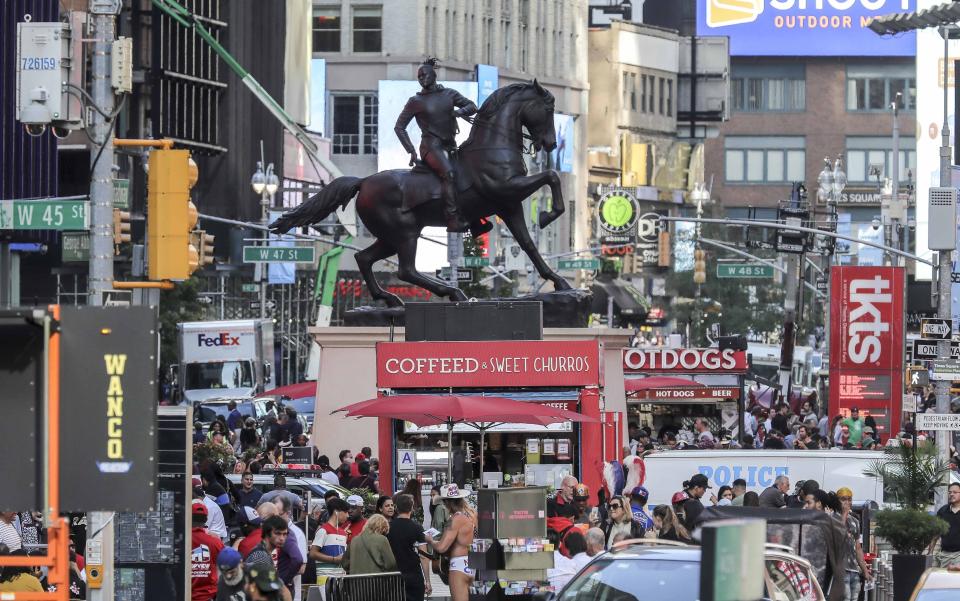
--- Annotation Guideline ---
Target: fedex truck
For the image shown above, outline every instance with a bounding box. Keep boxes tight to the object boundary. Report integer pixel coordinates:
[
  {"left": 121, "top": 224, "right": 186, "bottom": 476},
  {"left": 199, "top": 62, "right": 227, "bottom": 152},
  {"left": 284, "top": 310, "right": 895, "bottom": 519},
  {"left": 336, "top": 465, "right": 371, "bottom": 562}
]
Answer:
[{"left": 176, "top": 320, "right": 275, "bottom": 403}]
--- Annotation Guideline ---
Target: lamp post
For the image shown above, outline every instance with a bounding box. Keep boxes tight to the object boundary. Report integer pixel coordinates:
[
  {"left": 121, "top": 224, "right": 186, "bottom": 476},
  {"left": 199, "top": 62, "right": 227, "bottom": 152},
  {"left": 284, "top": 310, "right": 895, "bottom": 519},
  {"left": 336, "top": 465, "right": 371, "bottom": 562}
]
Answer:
[{"left": 251, "top": 160, "right": 279, "bottom": 319}]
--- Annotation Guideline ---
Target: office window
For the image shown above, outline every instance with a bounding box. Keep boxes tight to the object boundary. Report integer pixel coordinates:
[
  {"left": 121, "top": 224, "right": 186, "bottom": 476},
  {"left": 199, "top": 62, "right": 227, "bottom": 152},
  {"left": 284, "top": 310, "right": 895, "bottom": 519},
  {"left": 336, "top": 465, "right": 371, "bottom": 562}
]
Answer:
[
  {"left": 847, "top": 65, "right": 915, "bottom": 111},
  {"left": 730, "top": 77, "right": 804, "bottom": 111},
  {"left": 629, "top": 73, "right": 637, "bottom": 111},
  {"left": 332, "top": 94, "right": 378, "bottom": 154},
  {"left": 724, "top": 137, "right": 805, "bottom": 184},
  {"left": 659, "top": 78, "right": 665, "bottom": 115},
  {"left": 353, "top": 7, "right": 382, "bottom": 52},
  {"left": 622, "top": 72, "right": 629, "bottom": 107},
  {"left": 845, "top": 137, "right": 917, "bottom": 183},
  {"left": 641, "top": 75, "right": 648, "bottom": 113},
  {"left": 667, "top": 79, "right": 673, "bottom": 117},
  {"left": 313, "top": 6, "right": 341, "bottom": 52}
]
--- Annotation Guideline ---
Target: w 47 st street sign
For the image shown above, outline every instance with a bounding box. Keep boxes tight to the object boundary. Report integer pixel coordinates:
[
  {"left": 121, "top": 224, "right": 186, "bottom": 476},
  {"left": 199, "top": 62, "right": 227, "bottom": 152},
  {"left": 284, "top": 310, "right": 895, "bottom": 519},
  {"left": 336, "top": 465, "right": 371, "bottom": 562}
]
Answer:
[{"left": 0, "top": 199, "right": 89, "bottom": 230}]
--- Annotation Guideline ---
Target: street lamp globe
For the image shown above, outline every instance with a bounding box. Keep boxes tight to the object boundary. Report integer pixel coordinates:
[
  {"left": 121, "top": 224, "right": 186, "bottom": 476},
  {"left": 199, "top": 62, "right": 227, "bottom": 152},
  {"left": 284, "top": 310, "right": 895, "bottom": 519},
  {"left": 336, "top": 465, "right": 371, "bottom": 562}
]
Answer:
[
  {"left": 817, "top": 157, "right": 834, "bottom": 204},
  {"left": 251, "top": 161, "right": 266, "bottom": 195},
  {"left": 832, "top": 155, "right": 847, "bottom": 197},
  {"left": 265, "top": 163, "right": 279, "bottom": 196}
]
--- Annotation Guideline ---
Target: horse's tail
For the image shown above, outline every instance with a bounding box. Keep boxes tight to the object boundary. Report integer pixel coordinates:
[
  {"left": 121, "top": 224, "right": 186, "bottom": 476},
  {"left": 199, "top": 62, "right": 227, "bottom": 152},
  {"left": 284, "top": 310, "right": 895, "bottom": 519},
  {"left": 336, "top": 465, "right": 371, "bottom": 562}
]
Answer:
[{"left": 269, "top": 176, "right": 363, "bottom": 234}]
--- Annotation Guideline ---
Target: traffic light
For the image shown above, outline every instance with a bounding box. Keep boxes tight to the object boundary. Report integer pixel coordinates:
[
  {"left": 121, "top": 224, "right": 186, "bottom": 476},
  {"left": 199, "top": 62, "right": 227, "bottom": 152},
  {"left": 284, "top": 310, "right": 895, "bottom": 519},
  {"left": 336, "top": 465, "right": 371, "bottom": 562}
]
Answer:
[
  {"left": 192, "top": 229, "right": 216, "bottom": 267},
  {"left": 147, "top": 148, "right": 199, "bottom": 280},
  {"left": 112, "top": 208, "right": 131, "bottom": 253},
  {"left": 693, "top": 248, "right": 706, "bottom": 284}
]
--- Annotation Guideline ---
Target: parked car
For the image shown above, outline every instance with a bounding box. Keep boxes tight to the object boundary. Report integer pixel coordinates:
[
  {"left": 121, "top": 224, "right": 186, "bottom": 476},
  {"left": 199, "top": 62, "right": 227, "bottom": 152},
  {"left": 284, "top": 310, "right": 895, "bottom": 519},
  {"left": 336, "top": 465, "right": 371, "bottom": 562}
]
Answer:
[
  {"left": 225, "top": 472, "right": 348, "bottom": 506},
  {"left": 536, "top": 540, "right": 825, "bottom": 601},
  {"left": 193, "top": 398, "right": 257, "bottom": 428},
  {"left": 909, "top": 567, "right": 960, "bottom": 601}
]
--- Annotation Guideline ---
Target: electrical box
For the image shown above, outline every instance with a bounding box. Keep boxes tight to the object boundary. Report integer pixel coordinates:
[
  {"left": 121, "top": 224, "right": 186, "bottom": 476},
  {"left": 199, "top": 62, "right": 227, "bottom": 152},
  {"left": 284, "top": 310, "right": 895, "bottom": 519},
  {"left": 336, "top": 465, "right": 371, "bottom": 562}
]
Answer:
[
  {"left": 111, "top": 36, "right": 133, "bottom": 93},
  {"left": 928, "top": 187, "right": 957, "bottom": 250},
  {"left": 16, "top": 20, "right": 68, "bottom": 124}
]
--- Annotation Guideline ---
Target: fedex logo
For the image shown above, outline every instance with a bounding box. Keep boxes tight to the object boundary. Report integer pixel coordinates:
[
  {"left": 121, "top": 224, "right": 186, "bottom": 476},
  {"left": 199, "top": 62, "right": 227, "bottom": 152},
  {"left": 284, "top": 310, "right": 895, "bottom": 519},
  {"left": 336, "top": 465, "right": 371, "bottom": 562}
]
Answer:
[
  {"left": 846, "top": 275, "right": 892, "bottom": 364},
  {"left": 706, "top": 0, "right": 911, "bottom": 28},
  {"left": 197, "top": 333, "right": 240, "bottom": 347}
]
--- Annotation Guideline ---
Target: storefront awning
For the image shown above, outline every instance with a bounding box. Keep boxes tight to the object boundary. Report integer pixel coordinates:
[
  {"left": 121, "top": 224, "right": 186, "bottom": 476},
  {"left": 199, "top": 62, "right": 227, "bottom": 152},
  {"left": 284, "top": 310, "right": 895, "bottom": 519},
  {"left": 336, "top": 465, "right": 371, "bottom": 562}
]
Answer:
[
  {"left": 591, "top": 278, "right": 649, "bottom": 321},
  {"left": 625, "top": 376, "right": 702, "bottom": 391},
  {"left": 625, "top": 375, "right": 739, "bottom": 402}
]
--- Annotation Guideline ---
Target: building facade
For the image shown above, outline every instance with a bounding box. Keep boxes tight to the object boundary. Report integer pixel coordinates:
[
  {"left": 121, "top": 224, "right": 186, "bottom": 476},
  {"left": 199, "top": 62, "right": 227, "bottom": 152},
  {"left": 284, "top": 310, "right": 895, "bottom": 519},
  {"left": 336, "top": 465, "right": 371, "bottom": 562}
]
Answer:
[{"left": 313, "top": 0, "right": 590, "bottom": 276}]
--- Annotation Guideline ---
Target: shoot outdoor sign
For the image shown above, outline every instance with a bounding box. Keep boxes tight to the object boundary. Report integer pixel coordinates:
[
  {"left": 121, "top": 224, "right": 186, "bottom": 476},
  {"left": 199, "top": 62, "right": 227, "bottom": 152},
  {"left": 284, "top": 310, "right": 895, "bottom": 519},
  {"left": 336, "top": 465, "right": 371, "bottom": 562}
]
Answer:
[{"left": 697, "top": 0, "right": 917, "bottom": 56}]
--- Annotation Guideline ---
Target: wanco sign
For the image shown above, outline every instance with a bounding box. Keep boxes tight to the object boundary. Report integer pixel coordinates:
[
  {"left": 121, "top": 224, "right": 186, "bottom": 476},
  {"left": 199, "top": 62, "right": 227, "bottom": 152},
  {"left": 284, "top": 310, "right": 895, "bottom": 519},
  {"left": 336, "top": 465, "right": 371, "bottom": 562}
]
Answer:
[
  {"left": 622, "top": 348, "right": 748, "bottom": 373},
  {"left": 829, "top": 266, "right": 904, "bottom": 435},
  {"left": 377, "top": 340, "right": 600, "bottom": 388}
]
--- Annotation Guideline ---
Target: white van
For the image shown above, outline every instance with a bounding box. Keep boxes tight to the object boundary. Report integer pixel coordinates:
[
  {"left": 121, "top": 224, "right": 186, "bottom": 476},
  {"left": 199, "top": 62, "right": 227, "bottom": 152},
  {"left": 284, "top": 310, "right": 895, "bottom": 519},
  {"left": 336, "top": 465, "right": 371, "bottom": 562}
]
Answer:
[{"left": 640, "top": 450, "right": 886, "bottom": 506}]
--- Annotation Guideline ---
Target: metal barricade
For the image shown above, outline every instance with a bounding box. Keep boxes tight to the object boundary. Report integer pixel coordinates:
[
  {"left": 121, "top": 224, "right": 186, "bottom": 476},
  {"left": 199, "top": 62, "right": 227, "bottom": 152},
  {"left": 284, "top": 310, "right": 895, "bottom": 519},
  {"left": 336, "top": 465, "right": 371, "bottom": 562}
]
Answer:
[{"left": 321, "top": 571, "right": 406, "bottom": 601}]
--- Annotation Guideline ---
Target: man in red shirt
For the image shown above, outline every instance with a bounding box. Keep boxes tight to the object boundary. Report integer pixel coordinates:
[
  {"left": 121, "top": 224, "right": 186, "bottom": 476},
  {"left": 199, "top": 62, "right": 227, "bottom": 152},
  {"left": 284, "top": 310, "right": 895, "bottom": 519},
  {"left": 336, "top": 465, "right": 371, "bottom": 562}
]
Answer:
[
  {"left": 190, "top": 500, "right": 224, "bottom": 601},
  {"left": 344, "top": 495, "right": 367, "bottom": 543}
]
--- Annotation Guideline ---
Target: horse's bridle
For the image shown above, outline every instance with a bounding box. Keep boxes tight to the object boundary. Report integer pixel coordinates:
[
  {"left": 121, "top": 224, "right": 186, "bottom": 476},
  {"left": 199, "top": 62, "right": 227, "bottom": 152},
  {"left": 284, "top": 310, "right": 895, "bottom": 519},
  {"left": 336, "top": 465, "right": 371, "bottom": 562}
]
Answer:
[{"left": 463, "top": 95, "right": 553, "bottom": 156}]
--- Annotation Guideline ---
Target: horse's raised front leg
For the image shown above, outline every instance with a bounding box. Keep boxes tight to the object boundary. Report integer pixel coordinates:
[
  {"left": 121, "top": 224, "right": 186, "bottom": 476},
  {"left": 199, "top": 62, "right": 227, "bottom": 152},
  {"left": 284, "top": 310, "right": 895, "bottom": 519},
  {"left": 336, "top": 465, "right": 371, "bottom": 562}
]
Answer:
[
  {"left": 535, "top": 169, "right": 565, "bottom": 229},
  {"left": 500, "top": 205, "right": 572, "bottom": 292},
  {"left": 394, "top": 237, "right": 469, "bottom": 302}
]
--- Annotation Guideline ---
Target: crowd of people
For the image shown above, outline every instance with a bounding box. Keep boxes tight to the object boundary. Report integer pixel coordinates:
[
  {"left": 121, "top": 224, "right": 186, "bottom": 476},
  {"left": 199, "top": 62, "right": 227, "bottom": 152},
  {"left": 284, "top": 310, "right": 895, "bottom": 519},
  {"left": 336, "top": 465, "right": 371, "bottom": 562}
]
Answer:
[{"left": 188, "top": 434, "right": 478, "bottom": 601}]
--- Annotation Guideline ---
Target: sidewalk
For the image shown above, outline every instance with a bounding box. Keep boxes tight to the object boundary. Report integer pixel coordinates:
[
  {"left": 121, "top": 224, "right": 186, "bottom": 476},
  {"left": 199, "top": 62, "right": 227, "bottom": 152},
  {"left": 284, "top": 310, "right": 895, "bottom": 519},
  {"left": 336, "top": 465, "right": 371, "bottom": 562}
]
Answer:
[{"left": 428, "top": 572, "right": 451, "bottom": 600}]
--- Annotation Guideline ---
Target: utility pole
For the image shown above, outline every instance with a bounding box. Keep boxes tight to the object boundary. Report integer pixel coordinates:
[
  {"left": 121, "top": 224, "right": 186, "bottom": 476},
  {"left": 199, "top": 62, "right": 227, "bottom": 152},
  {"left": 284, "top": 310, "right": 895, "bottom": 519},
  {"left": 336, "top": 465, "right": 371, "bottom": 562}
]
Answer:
[
  {"left": 87, "top": 2, "right": 119, "bottom": 599},
  {"left": 88, "top": 0, "right": 119, "bottom": 307},
  {"left": 935, "top": 27, "right": 954, "bottom": 506}
]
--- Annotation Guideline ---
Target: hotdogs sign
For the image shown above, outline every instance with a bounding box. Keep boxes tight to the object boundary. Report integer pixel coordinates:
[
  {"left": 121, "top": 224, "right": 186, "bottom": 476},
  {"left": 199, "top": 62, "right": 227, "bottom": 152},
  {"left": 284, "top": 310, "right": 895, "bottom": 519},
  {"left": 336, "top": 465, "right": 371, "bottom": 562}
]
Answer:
[
  {"left": 377, "top": 340, "right": 601, "bottom": 388},
  {"left": 623, "top": 348, "right": 749, "bottom": 373}
]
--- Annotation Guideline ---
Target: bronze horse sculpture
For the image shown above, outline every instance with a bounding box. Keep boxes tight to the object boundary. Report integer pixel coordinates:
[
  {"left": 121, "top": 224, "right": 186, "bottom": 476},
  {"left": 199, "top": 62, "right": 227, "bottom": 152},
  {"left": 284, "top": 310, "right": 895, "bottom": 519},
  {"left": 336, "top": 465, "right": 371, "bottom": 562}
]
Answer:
[{"left": 270, "top": 80, "right": 572, "bottom": 307}]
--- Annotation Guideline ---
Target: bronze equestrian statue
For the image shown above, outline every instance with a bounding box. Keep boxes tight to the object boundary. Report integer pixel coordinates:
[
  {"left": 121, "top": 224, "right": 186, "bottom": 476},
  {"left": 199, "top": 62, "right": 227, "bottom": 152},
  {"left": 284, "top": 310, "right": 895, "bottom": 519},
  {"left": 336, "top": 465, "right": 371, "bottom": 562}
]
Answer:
[{"left": 270, "top": 75, "right": 571, "bottom": 307}]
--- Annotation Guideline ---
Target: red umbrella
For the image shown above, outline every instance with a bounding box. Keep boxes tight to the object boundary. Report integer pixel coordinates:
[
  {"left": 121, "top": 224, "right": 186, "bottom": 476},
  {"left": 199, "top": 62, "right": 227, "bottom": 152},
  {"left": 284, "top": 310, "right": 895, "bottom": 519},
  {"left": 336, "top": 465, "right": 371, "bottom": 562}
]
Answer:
[
  {"left": 334, "top": 394, "right": 597, "bottom": 483},
  {"left": 263, "top": 381, "right": 316, "bottom": 399}
]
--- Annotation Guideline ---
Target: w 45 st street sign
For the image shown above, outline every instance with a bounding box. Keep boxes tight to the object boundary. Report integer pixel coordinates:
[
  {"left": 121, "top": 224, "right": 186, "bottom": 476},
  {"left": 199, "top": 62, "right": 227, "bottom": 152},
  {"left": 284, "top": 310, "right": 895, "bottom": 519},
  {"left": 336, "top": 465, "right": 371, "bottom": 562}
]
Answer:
[{"left": 0, "top": 199, "right": 89, "bottom": 230}]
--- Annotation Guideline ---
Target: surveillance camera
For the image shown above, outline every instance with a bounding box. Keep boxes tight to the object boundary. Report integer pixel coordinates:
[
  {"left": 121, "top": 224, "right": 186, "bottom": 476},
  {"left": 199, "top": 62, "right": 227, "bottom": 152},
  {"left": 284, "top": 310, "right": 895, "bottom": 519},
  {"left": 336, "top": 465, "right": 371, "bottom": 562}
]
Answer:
[
  {"left": 50, "top": 126, "right": 71, "bottom": 139},
  {"left": 23, "top": 122, "right": 46, "bottom": 137},
  {"left": 871, "top": 217, "right": 881, "bottom": 231}
]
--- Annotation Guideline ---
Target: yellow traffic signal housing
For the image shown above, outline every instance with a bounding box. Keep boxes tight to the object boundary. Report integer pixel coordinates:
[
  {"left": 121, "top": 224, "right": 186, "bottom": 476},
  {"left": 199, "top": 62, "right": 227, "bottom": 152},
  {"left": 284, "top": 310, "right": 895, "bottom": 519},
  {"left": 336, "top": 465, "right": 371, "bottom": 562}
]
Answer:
[
  {"left": 147, "top": 149, "right": 199, "bottom": 280},
  {"left": 192, "top": 229, "right": 216, "bottom": 266},
  {"left": 112, "top": 209, "right": 131, "bottom": 253}
]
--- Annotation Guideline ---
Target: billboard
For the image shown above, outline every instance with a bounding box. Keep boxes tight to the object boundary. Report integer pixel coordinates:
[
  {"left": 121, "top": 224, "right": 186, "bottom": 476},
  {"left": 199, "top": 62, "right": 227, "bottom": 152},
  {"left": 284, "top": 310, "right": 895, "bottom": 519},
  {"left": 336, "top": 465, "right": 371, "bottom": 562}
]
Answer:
[
  {"left": 309, "top": 58, "right": 326, "bottom": 135},
  {"left": 378, "top": 80, "right": 479, "bottom": 271},
  {"left": 697, "top": 0, "right": 916, "bottom": 56},
  {"left": 476, "top": 64, "right": 499, "bottom": 106},
  {"left": 60, "top": 306, "right": 158, "bottom": 511},
  {"left": 552, "top": 113, "right": 575, "bottom": 173},
  {"left": 828, "top": 266, "right": 904, "bottom": 437}
]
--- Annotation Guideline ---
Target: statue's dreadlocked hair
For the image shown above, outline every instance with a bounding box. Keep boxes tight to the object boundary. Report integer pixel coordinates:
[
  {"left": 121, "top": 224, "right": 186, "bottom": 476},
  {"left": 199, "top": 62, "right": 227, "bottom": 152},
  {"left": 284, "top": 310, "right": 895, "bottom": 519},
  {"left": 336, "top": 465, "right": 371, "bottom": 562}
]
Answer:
[{"left": 421, "top": 57, "right": 440, "bottom": 69}]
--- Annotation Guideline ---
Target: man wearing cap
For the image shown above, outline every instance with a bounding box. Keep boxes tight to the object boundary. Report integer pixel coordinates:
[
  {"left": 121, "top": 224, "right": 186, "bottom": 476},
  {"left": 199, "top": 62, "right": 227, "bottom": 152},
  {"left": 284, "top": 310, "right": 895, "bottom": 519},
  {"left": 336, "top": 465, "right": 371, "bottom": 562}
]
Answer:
[
  {"left": 629, "top": 487, "right": 653, "bottom": 531},
  {"left": 681, "top": 474, "right": 710, "bottom": 531},
  {"left": 242, "top": 565, "right": 290, "bottom": 601},
  {"left": 547, "top": 475, "right": 579, "bottom": 519},
  {"left": 837, "top": 487, "right": 872, "bottom": 599},
  {"left": 192, "top": 500, "right": 225, "bottom": 601},
  {"left": 215, "top": 547, "right": 245, "bottom": 600},
  {"left": 842, "top": 407, "right": 865, "bottom": 446},
  {"left": 344, "top": 495, "right": 367, "bottom": 544},
  {"left": 571, "top": 484, "right": 595, "bottom": 525}
]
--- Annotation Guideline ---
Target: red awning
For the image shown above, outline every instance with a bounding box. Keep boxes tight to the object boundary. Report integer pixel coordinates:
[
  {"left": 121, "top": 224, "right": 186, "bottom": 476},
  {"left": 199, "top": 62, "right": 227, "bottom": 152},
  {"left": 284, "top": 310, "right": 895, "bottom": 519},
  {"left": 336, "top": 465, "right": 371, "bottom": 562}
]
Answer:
[
  {"left": 262, "top": 381, "right": 316, "bottom": 399},
  {"left": 624, "top": 376, "right": 704, "bottom": 391}
]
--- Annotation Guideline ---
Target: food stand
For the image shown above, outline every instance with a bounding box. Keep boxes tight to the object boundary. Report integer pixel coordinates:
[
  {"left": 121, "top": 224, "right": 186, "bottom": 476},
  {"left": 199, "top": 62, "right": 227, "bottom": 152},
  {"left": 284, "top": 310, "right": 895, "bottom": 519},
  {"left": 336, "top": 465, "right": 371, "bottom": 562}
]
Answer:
[
  {"left": 622, "top": 347, "right": 749, "bottom": 442},
  {"left": 374, "top": 340, "right": 606, "bottom": 496}
]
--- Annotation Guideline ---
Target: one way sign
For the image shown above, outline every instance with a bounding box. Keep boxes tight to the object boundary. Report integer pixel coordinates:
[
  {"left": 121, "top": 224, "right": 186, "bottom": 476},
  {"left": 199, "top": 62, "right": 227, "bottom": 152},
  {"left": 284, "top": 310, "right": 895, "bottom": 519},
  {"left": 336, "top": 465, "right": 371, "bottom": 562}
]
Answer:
[
  {"left": 913, "top": 339, "right": 939, "bottom": 360},
  {"left": 921, "top": 318, "right": 953, "bottom": 340}
]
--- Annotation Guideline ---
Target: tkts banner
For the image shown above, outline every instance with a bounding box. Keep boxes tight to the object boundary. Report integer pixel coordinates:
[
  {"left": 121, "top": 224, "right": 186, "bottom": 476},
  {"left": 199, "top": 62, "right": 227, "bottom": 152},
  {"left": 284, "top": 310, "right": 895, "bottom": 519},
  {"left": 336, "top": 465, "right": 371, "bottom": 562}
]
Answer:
[{"left": 829, "top": 266, "right": 905, "bottom": 437}]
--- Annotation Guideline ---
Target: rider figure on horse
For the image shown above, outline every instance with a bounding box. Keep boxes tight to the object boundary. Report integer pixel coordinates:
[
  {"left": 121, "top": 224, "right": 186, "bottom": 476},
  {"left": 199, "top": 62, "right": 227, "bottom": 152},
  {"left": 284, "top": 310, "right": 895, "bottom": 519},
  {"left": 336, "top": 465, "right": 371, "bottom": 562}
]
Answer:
[{"left": 394, "top": 57, "right": 478, "bottom": 233}]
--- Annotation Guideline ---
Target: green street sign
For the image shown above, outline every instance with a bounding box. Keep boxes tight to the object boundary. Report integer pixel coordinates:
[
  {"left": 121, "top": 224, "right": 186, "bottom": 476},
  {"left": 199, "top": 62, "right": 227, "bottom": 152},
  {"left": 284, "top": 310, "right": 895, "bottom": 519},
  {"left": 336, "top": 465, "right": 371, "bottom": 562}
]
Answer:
[
  {"left": 716, "top": 263, "right": 774, "bottom": 278},
  {"left": 558, "top": 258, "right": 601, "bottom": 270},
  {"left": 113, "top": 179, "right": 130, "bottom": 209},
  {"left": 243, "top": 246, "right": 316, "bottom": 263},
  {"left": 241, "top": 283, "right": 259, "bottom": 293},
  {"left": 0, "top": 199, "right": 89, "bottom": 230},
  {"left": 62, "top": 232, "right": 90, "bottom": 263},
  {"left": 463, "top": 256, "right": 490, "bottom": 268}
]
